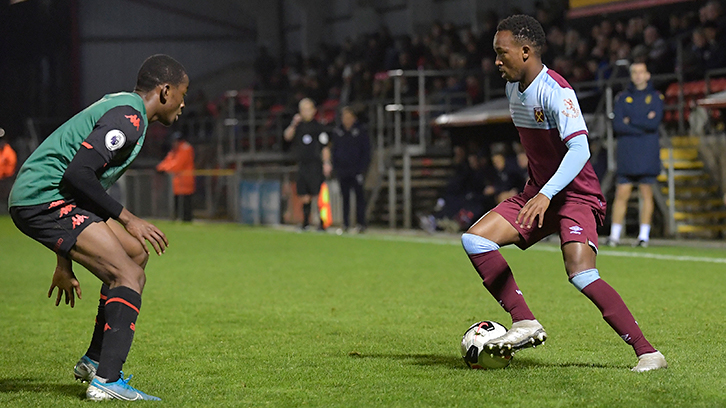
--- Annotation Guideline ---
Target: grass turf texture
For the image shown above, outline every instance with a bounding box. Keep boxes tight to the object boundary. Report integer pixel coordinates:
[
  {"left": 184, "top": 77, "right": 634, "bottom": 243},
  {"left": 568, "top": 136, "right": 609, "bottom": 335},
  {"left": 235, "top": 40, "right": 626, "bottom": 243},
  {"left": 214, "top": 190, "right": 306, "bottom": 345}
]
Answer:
[{"left": 1, "top": 215, "right": 725, "bottom": 407}]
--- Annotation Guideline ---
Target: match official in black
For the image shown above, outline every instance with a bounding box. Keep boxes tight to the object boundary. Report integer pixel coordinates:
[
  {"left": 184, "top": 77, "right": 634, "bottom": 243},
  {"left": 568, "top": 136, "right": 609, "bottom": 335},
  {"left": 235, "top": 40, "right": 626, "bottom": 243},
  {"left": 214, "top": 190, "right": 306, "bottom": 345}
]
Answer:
[
  {"left": 332, "top": 107, "right": 370, "bottom": 232},
  {"left": 284, "top": 98, "right": 331, "bottom": 230}
]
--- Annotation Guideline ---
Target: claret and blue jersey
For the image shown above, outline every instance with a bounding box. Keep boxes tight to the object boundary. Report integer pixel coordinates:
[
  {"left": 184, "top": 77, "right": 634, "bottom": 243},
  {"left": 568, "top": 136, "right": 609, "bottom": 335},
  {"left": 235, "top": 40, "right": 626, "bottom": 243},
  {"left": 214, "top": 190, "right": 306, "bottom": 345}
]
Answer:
[{"left": 505, "top": 65, "right": 605, "bottom": 214}]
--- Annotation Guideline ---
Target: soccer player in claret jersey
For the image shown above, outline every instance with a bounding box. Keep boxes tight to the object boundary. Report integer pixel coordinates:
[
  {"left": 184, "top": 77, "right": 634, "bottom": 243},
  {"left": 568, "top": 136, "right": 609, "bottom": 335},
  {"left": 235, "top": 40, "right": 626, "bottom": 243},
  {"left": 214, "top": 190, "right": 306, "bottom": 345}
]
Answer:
[
  {"left": 8, "top": 54, "right": 189, "bottom": 400},
  {"left": 460, "top": 15, "right": 667, "bottom": 372}
]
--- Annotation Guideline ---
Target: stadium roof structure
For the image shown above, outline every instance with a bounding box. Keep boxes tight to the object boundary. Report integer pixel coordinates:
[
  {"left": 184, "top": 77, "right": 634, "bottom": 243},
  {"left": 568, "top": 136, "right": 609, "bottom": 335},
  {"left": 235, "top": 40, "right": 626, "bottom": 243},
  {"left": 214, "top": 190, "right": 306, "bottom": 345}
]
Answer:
[
  {"left": 697, "top": 90, "right": 726, "bottom": 109},
  {"left": 433, "top": 93, "right": 598, "bottom": 128},
  {"left": 433, "top": 97, "right": 512, "bottom": 127}
]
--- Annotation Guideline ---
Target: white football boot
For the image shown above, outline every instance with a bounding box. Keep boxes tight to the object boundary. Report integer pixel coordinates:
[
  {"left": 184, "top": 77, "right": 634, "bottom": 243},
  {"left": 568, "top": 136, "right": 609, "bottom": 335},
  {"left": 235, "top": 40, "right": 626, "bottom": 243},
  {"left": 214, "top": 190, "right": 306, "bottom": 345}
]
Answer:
[
  {"left": 485, "top": 319, "right": 547, "bottom": 356},
  {"left": 631, "top": 351, "right": 667, "bottom": 372}
]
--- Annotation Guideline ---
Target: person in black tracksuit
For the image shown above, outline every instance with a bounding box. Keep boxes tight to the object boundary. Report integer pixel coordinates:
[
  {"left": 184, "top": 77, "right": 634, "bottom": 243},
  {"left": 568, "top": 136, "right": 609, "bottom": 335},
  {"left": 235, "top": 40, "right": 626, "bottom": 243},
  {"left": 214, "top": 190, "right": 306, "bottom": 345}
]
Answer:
[
  {"left": 607, "top": 62, "right": 664, "bottom": 247},
  {"left": 332, "top": 107, "right": 370, "bottom": 232},
  {"left": 284, "top": 98, "right": 331, "bottom": 230}
]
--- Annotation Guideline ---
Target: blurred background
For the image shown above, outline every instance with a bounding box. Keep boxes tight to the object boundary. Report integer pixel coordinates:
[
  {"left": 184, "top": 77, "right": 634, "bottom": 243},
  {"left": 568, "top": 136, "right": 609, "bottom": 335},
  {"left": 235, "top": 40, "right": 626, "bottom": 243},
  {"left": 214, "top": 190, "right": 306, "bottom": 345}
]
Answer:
[{"left": 2, "top": 0, "right": 725, "bottom": 240}]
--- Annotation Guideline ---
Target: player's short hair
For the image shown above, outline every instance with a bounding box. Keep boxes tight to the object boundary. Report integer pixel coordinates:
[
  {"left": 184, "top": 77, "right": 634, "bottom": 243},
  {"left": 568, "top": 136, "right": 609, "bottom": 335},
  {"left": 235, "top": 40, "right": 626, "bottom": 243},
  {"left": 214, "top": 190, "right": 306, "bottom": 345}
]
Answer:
[
  {"left": 496, "top": 15, "right": 546, "bottom": 56},
  {"left": 135, "top": 54, "right": 187, "bottom": 92}
]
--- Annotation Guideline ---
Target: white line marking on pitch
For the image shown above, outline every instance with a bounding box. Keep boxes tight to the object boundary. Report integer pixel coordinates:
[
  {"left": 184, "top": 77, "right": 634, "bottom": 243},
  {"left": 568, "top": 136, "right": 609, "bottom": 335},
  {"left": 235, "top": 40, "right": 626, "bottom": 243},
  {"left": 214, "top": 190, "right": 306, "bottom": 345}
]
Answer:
[{"left": 345, "top": 233, "right": 726, "bottom": 264}]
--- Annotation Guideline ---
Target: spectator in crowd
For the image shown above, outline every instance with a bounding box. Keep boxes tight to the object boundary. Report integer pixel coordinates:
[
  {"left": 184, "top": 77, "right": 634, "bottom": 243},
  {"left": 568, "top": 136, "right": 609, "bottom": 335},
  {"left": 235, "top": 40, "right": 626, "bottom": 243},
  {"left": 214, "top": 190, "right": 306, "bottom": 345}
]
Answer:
[
  {"left": 418, "top": 146, "right": 487, "bottom": 233},
  {"left": 682, "top": 27, "right": 709, "bottom": 79},
  {"left": 482, "top": 143, "right": 526, "bottom": 209},
  {"left": 643, "top": 25, "right": 672, "bottom": 74},
  {"left": 607, "top": 62, "right": 664, "bottom": 247},
  {"left": 702, "top": 21, "right": 726, "bottom": 70},
  {"left": 284, "top": 98, "right": 332, "bottom": 231},
  {"left": 156, "top": 131, "right": 196, "bottom": 222},
  {"left": 0, "top": 127, "right": 18, "bottom": 213},
  {"left": 332, "top": 107, "right": 370, "bottom": 233}
]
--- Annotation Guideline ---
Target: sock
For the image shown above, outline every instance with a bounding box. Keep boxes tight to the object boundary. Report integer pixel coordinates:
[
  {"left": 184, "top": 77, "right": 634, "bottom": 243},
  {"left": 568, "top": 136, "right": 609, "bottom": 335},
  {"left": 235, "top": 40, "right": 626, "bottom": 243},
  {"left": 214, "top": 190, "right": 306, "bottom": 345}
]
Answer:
[
  {"left": 638, "top": 224, "right": 650, "bottom": 241},
  {"left": 95, "top": 286, "right": 142, "bottom": 382},
  {"left": 609, "top": 223, "right": 622, "bottom": 242},
  {"left": 84, "top": 284, "right": 110, "bottom": 362},
  {"left": 302, "top": 203, "right": 311, "bottom": 227},
  {"left": 462, "top": 234, "right": 535, "bottom": 322},
  {"left": 574, "top": 272, "right": 656, "bottom": 356}
]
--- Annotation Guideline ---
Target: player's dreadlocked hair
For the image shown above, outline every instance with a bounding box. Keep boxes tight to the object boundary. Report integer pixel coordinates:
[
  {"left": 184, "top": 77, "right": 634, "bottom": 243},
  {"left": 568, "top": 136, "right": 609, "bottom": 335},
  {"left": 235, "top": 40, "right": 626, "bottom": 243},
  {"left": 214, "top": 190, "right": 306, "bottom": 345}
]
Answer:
[
  {"left": 496, "top": 15, "right": 546, "bottom": 56},
  {"left": 135, "top": 54, "right": 187, "bottom": 92}
]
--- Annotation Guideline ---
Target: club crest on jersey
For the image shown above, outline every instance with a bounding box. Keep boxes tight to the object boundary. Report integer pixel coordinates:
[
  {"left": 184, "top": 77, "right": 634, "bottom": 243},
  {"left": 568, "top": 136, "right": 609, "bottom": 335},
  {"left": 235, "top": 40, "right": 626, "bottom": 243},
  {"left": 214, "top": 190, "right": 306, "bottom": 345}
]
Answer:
[
  {"left": 561, "top": 98, "right": 580, "bottom": 118},
  {"left": 105, "top": 129, "right": 126, "bottom": 151},
  {"left": 533, "top": 107, "right": 545, "bottom": 123}
]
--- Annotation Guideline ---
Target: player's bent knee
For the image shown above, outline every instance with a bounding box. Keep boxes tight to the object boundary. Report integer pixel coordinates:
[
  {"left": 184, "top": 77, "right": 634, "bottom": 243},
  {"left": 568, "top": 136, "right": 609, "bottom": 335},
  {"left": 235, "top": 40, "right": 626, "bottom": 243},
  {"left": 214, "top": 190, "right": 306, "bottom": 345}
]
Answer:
[
  {"left": 132, "top": 249, "right": 149, "bottom": 269},
  {"left": 569, "top": 268, "right": 600, "bottom": 291}
]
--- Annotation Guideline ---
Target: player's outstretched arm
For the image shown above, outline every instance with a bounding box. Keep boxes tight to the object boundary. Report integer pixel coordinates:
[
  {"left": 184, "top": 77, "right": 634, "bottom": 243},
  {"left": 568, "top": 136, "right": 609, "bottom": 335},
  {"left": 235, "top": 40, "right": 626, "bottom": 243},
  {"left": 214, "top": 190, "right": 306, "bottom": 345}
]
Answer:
[
  {"left": 48, "top": 254, "right": 82, "bottom": 308},
  {"left": 117, "top": 208, "right": 168, "bottom": 256}
]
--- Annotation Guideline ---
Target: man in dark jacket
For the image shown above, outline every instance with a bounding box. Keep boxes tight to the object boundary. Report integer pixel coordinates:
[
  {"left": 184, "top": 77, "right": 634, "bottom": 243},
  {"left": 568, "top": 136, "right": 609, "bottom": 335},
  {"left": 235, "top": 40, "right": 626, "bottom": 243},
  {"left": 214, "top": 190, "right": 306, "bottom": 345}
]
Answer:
[
  {"left": 607, "top": 62, "right": 664, "bottom": 247},
  {"left": 332, "top": 107, "right": 370, "bottom": 232}
]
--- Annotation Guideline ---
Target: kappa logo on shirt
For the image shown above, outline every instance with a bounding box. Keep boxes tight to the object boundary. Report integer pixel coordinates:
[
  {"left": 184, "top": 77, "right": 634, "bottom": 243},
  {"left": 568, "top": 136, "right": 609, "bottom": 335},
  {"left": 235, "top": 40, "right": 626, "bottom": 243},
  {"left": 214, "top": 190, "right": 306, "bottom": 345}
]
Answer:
[
  {"left": 71, "top": 214, "right": 89, "bottom": 229},
  {"left": 302, "top": 134, "right": 313, "bottom": 145},
  {"left": 569, "top": 225, "right": 583, "bottom": 235},
  {"left": 58, "top": 204, "right": 76, "bottom": 218},
  {"left": 48, "top": 200, "right": 65, "bottom": 209},
  {"left": 125, "top": 114, "right": 140, "bottom": 131},
  {"left": 561, "top": 98, "right": 580, "bottom": 118},
  {"left": 533, "top": 107, "right": 545, "bottom": 123}
]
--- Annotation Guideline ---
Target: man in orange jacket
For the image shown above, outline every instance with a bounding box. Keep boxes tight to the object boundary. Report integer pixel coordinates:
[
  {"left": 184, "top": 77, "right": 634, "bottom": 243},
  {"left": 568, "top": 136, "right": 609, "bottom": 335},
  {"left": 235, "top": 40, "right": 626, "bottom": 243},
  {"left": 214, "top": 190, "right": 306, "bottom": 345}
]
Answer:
[
  {"left": 0, "top": 128, "right": 18, "bottom": 213},
  {"left": 156, "top": 131, "right": 195, "bottom": 221}
]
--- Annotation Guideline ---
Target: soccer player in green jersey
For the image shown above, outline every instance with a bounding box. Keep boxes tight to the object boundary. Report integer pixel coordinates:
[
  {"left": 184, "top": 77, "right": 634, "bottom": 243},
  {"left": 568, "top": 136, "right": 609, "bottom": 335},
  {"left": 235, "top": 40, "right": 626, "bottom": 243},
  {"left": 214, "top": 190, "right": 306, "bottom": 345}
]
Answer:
[{"left": 8, "top": 54, "right": 188, "bottom": 401}]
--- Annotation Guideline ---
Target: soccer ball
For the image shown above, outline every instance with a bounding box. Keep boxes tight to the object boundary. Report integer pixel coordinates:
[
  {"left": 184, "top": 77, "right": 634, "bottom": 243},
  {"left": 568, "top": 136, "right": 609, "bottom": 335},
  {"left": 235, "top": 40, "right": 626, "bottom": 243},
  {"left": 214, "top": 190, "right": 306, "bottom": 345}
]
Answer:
[{"left": 461, "top": 321, "right": 511, "bottom": 369}]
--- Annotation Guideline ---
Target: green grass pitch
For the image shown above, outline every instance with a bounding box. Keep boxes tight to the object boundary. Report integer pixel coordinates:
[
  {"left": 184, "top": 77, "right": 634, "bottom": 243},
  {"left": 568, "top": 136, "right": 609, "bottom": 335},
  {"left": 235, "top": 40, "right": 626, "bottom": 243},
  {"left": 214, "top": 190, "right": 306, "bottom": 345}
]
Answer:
[{"left": 1, "top": 215, "right": 725, "bottom": 407}]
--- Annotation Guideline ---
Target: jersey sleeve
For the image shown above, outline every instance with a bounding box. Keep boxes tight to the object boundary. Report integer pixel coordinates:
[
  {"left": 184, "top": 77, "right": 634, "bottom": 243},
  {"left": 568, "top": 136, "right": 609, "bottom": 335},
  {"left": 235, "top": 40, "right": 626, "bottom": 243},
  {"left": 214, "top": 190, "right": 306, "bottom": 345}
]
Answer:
[
  {"left": 82, "top": 105, "right": 146, "bottom": 165},
  {"left": 548, "top": 87, "right": 588, "bottom": 142}
]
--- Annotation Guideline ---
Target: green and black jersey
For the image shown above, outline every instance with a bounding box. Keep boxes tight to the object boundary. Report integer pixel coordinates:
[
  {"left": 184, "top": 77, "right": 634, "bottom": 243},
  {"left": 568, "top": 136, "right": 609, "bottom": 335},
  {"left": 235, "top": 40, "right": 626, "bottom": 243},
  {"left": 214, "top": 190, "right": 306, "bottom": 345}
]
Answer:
[{"left": 9, "top": 92, "right": 148, "bottom": 216}]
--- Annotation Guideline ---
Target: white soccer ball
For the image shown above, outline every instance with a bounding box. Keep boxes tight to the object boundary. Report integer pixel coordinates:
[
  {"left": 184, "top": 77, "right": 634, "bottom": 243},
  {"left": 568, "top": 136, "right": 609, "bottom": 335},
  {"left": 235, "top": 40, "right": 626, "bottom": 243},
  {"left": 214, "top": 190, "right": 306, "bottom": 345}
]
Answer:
[{"left": 461, "top": 321, "right": 512, "bottom": 369}]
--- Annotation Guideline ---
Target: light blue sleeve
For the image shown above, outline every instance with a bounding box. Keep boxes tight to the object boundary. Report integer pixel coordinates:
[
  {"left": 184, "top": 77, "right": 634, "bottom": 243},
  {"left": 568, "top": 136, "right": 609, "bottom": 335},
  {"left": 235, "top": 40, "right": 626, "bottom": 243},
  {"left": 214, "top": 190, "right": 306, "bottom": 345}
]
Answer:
[{"left": 538, "top": 134, "right": 590, "bottom": 199}]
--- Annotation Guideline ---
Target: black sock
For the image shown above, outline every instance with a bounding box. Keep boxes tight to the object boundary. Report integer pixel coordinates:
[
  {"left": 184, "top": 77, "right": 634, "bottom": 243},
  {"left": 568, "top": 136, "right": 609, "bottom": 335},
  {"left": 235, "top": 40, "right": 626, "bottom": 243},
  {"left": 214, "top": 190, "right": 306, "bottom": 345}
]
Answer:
[
  {"left": 95, "top": 286, "right": 141, "bottom": 382},
  {"left": 303, "top": 203, "right": 311, "bottom": 227},
  {"left": 84, "top": 284, "right": 110, "bottom": 362}
]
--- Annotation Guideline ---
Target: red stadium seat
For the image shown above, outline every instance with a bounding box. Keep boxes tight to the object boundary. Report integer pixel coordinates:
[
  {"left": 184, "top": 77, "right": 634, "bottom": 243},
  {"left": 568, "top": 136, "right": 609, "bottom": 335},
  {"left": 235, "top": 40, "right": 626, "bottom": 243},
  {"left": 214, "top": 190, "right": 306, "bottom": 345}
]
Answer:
[
  {"left": 709, "top": 77, "right": 726, "bottom": 93},
  {"left": 685, "top": 80, "right": 706, "bottom": 97},
  {"left": 269, "top": 104, "right": 286, "bottom": 114},
  {"left": 665, "top": 82, "right": 680, "bottom": 98},
  {"left": 321, "top": 99, "right": 340, "bottom": 110}
]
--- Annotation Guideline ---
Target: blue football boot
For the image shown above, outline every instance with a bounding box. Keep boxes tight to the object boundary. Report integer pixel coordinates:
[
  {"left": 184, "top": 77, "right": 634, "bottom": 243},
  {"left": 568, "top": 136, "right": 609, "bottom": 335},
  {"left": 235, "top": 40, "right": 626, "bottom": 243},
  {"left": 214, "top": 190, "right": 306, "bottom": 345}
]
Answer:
[{"left": 86, "top": 372, "right": 161, "bottom": 401}]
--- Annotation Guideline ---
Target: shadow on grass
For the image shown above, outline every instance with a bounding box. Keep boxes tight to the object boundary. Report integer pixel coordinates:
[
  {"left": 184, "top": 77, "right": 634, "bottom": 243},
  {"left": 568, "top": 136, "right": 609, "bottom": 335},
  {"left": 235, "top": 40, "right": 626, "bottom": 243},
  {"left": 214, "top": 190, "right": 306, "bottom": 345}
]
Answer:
[
  {"left": 0, "top": 377, "right": 85, "bottom": 399},
  {"left": 348, "top": 352, "right": 468, "bottom": 369},
  {"left": 512, "top": 357, "right": 629, "bottom": 370},
  {"left": 348, "top": 352, "right": 629, "bottom": 370}
]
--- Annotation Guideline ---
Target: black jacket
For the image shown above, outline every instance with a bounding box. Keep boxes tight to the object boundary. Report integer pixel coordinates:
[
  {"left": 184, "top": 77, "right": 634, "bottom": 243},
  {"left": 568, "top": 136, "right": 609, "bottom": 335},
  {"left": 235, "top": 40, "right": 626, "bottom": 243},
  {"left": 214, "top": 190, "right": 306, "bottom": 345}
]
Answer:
[{"left": 331, "top": 123, "right": 371, "bottom": 178}]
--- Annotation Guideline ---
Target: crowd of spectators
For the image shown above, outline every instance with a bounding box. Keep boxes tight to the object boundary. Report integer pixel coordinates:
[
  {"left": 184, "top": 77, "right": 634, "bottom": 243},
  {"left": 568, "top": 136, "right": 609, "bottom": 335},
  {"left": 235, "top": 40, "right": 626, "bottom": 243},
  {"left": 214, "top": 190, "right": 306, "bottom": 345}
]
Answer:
[
  {"left": 244, "top": 1, "right": 726, "bottom": 113},
  {"left": 418, "top": 142, "right": 528, "bottom": 233},
  {"left": 180, "top": 1, "right": 726, "bottom": 129}
]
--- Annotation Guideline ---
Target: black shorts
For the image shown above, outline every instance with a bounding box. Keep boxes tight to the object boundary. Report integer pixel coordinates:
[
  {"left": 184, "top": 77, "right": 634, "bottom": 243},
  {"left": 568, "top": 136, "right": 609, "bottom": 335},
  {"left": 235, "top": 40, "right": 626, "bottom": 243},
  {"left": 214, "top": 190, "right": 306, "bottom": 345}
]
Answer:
[
  {"left": 10, "top": 198, "right": 105, "bottom": 258},
  {"left": 296, "top": 163, "right": 323, "bottom": 196}
]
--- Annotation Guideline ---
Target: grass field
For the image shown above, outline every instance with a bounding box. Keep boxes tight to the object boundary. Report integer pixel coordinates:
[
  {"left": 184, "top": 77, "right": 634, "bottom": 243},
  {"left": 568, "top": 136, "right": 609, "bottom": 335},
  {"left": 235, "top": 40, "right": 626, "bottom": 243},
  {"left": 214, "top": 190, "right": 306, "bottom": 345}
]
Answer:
[{"left": 1, "top": 215, "right": 725, "bottom": 407}]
